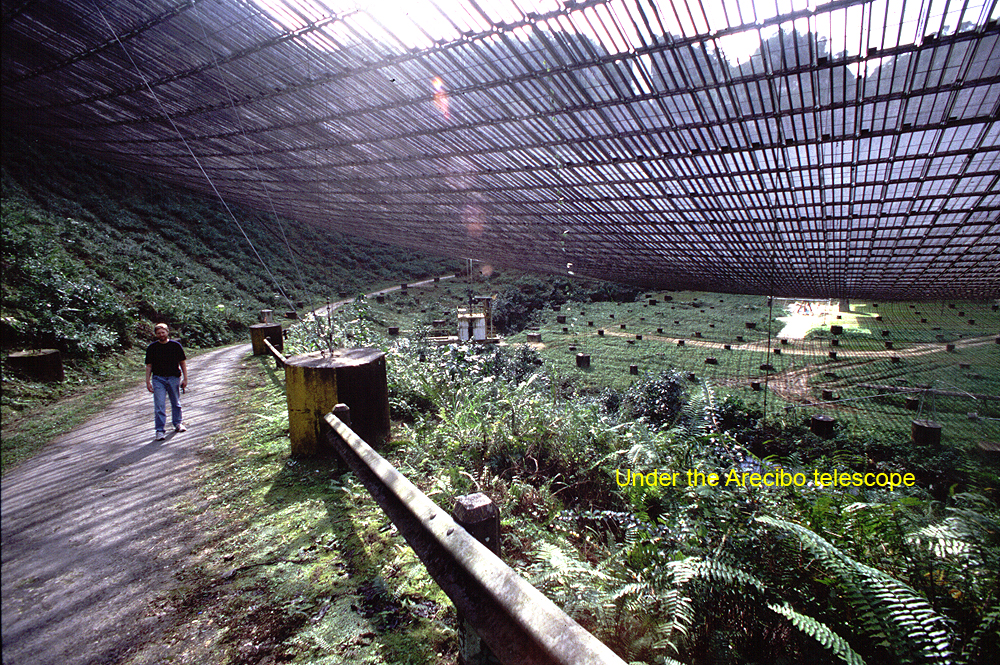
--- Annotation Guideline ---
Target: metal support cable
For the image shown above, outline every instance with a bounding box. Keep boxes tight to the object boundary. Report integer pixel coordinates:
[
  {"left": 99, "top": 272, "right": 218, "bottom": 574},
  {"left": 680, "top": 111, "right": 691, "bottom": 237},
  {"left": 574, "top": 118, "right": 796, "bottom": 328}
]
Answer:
[
  {"left": 95, "top": 2, "right": 296, "bottom": 313},
  {"left": 195, "top": 5, "right": 310, "bottom": 308}
]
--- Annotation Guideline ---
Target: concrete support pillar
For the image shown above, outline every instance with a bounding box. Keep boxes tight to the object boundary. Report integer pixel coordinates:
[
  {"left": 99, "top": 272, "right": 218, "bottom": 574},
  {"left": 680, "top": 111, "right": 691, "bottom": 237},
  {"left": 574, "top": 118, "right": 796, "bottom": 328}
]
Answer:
[
  {"left": 7, "top": 349, "right": 64, "bottom": 382},
  {"left": 284, "top": 348, "right": 389, "bottom": 456},
  {"left": 811, "top": 414, "right": 835, "bottom": 438},
  {"left": 250, "top": 323, "right": 283, "bottom": 356},
  {"left": 912, "top": 419, "right": 942, "bottom": 446}
]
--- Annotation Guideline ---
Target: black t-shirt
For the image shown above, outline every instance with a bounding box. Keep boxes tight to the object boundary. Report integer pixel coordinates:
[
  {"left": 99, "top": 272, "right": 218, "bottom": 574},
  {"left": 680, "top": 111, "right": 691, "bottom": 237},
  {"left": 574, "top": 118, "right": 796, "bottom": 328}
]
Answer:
[{"left": 145, "top": 340, "right": 186, "bottom": 377}]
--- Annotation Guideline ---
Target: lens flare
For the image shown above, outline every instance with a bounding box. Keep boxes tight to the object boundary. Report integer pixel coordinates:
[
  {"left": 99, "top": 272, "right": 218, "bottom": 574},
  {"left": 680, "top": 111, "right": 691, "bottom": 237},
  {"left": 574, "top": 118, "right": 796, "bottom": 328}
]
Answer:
[{"left": 432, "top": 76, "right": 450, "bottom": 119}]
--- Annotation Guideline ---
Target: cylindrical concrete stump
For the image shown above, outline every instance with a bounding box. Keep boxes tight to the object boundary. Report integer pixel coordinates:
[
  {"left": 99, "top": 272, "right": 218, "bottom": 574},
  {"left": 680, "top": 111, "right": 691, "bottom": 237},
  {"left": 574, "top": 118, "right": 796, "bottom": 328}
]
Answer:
[
  {"left": 773, "top": 348, "right": 782, "bottom": 355},
  {"left": 376, "top": 294, "right": 385, "bottom": 303},
  {"left": 822, "top": 389, "right": 835, "bottom": 401},
  {"left": 745, "top": 322, "right": 756, "bottom": 329},
  {"left": 629, "top": 365, "right": 639, "bottom": 375},
  {"left": 830, "top": 339, "right": 839, "bottom": 347},
  {"left": 284, "top": 348, "right": 390, "bottom": 456},
  {"left": 905, "top": 396, "right": 920, "bottom": 410},
  {"left": 322, "top": 349, "right": 389, "bottom": 449},
  {"left": 387, "top": 326, "right": 400, "bottom": 336},
  {"left": 250, "top": 323, "right": 283, "bottom": 356},
  {"left": 946, "top": 344, "right": 956, "bottom": 352},
  {"left": 750, "top": 381, "right": 762, "bottom": 391},
  {"left": 811, "top": 415, "right": 835, "bottom": 439},
  {"left": 829, "top": 351, "right": 838, "bottom": 360},
  {"left": 677, "top": 340, "right": 685, "bottom": 346},
  {"left": 576, "top": 353, "right": 590, "bottom": 368},
  {"left": 736, "top": 335, "right": 744, "bottom": 342},
  {"left": 526, "top": 333, "right": 542, "bottom": 343},
  {"left": 597, "top": 330, "right": 605, "bottom": 336},
  {"left": 705, "top": 357, "right": 717, "bottom": 365},
  {"left": 556, "top": 315, "right": 566, "bottom": 324},
  {"left": 760, "top": 364, "right": 775, "bottom": 371},
  {"left": 694, "top": 332, "right": 702, "bottom": 338},
  {"left": 7, "top": 349, "right": 64, "bottom": 382},
  {"left": 259, "top": 309, "right": 274, "bottom": 323},
  {"left": 830, "top": 325, "right": 843, "bottom": 335},
  {"left": 885, "top": 341, "right": 894, "bottom": 349},
  {"left": 912, "top": 419, "right": 942, "bottom": 446}
]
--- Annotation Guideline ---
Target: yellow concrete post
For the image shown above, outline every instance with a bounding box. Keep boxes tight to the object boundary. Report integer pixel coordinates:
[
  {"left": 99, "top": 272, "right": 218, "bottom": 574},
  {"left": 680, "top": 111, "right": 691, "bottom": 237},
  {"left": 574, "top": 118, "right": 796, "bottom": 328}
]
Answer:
[
  {"left": 284, "top": 348, "right": 390, "bottom": 456},
  {"left": 284, "top": 352, "right": 340, "bottom": 456}
]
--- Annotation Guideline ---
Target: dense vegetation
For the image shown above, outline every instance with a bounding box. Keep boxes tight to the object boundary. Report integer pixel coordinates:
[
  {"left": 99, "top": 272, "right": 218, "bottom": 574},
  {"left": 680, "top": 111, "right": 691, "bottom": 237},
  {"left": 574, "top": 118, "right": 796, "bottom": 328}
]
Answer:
[
  {"left": 1, "top": 134, "right": 460, "bottom": 357},
  {"left": 275, "top": 299, "right": 999, "bottom": 665},
  {"left": 1, "top": 134, "right": 459, "bottom": 469}
]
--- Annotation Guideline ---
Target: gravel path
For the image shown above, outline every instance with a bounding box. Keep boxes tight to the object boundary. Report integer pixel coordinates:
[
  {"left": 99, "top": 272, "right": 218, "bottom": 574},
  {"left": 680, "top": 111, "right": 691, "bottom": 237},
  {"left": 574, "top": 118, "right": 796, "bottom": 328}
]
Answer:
[{"left": 1, "top": 344, "right": 250, "bottom": 665}]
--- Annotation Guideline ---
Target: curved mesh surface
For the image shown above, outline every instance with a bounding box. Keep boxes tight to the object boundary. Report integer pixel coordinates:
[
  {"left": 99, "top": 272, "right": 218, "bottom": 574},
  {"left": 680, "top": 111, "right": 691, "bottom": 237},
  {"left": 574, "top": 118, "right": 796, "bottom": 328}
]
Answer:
[{"left": 2, "top": 0, "right": 998, "bottom": 299}]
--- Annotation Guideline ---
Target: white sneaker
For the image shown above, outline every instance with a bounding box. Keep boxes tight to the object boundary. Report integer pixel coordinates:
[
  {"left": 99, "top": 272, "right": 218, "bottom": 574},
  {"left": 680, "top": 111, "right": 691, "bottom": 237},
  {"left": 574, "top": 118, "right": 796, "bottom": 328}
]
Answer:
[
  {"left": 174, "top": 424, "right": 187, "bottom": 433},
  {"left": 155, "top": 431, "right": 166, "bottom": 440}
]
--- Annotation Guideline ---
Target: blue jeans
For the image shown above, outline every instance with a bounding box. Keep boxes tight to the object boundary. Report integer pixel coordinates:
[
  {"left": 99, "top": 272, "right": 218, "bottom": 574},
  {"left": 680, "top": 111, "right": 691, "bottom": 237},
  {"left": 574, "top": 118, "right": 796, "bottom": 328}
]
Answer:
[{"left": 152, "top": 375, "right": 182, "bottom": 433}]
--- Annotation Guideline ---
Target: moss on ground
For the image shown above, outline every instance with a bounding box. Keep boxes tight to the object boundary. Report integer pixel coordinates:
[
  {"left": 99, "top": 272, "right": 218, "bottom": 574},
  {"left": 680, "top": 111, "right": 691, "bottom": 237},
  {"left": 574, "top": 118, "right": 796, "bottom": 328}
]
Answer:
[{"left": 119, "top": 353, "right": 457, "bottom": 664}]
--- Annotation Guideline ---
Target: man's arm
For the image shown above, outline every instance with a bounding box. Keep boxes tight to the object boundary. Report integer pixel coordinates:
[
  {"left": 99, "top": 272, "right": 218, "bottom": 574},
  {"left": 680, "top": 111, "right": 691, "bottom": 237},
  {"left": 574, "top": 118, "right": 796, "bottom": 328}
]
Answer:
[
  {"left": 146, "top": 364, "right": 154, "bottom": 393},
  {"left": 179, "top": 360, "right": 188, "bottom": 390}
]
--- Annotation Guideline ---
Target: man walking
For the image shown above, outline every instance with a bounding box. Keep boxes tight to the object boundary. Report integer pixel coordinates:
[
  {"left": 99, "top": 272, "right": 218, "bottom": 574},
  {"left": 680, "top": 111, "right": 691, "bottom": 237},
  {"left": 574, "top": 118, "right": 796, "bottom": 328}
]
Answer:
[{"left": 145, "top": 323, "right": 188, "bottom": 440}]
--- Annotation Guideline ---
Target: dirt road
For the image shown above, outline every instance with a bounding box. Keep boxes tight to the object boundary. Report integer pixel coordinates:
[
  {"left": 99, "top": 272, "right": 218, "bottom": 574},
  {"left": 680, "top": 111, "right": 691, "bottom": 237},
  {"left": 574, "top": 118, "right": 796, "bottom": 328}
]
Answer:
[{"left": 1, "top": 344, "right": 249, "bottom": 665}]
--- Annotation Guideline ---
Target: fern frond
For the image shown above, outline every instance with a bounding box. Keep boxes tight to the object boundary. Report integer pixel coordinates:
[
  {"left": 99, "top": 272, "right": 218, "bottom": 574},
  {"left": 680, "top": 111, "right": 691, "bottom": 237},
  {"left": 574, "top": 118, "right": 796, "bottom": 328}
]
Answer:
[
  {"left": 960, "top": 598, "right": 999, "bottom": 664},
  {"left": 676, "top": 380, "right": 718, "bottom": 437},
  {"left": 907, "top": 517, "right": 979, "bottom": 560},
  {"left": 758, "top": 515, "right": 955, "bottom": 664},
  {"left": 769, "top": 602, "right": 867, "bottom": 665},
  {"left": 651, "top": 557, "right": 768, "bottom": 653}
]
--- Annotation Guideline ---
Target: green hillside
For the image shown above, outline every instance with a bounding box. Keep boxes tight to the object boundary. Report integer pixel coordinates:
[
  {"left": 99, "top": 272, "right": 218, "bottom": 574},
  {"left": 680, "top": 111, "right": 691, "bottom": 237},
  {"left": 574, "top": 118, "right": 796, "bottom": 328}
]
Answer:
[
  {"left": 1, "top": 134, "right": 460, "bottom": 355},
  {"left": 1, "top": 134, "right": 460, "bottom": 469}
]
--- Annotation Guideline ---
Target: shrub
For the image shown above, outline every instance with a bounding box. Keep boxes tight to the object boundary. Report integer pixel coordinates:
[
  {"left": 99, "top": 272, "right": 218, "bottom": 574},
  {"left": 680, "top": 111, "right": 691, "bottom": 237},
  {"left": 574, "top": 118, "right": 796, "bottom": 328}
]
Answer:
[{"left": 621, "top": 370, "right": 688, "bottom": 430}]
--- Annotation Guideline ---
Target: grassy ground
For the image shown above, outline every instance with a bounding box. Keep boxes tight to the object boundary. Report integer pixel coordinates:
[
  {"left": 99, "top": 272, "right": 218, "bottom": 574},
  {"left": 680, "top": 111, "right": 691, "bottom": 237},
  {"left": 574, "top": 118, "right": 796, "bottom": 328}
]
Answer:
[
  {"left": 133, "top": 353, "right": 458, "bottom": 665},
  {"left": 356, "top": 277, "right": 1000, "bottom": 450}
]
